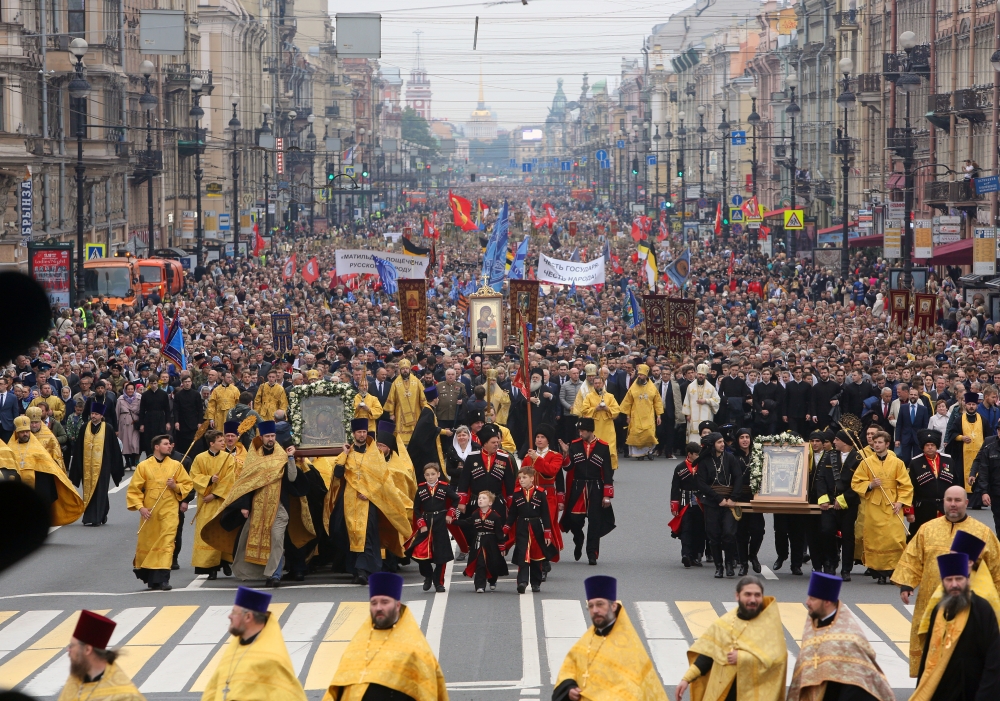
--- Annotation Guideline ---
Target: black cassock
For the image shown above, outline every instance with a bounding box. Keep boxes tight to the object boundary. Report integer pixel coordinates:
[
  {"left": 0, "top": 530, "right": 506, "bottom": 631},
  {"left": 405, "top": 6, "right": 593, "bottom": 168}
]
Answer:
[
  {"left": 918, "top": 592, "right": 1000, "bottom": 701},
  {"left": 508, "top": 388, "right": 557, "bottom": 459},
  {"left": 69, "top": 421, "right": 125, "bottom": 526},
  {"left": 139, "top": 387, "right": 171, "bottom": 456},
  {"left": 406, "top": 407, "right": 445, "bottom": 481}
]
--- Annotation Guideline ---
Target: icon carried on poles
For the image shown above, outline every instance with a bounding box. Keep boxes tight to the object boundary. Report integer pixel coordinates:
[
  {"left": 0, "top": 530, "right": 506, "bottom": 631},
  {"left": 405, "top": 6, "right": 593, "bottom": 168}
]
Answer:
[{"left": 783, "top": 209, "right": 805, "bottom": 229}]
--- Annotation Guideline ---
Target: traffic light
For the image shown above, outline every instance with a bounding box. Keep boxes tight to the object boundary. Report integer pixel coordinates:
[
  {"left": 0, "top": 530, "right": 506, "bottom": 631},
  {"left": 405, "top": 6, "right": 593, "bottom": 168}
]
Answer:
[
  {"left": 326, "top": 163, "right": 335, "bottom": 183},
  {"left": 470, "top": 173, "right": 477, "bottom": 182},
  {"left": 631, "top": 157, "right": 639, "bottom": 176},
  {"left": 361, "top": 164, "right": 369, "bottom": 178},
  {"left": 722, "top": 211, "right": 730, "bottom": 226},
  {"left": 664, "top": 200, "right": 674, "bottom": 210},
  {"left": 676, "top": 161, "right": 684, "bottom": 178}
]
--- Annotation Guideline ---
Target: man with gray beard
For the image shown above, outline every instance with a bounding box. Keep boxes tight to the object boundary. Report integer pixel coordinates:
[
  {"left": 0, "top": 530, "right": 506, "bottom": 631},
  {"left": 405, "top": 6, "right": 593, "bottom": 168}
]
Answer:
[{"left": 912, "top": 551, "right": 1000, "bottom": 701}]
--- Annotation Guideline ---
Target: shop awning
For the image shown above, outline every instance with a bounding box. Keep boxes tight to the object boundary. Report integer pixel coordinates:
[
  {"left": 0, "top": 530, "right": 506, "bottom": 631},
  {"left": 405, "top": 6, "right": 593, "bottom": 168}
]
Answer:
[
  {"left": 887, "top": 173, "right": 905, "bottom": 190},
  {"left": 929, "top": 238, "right": 973, "bottom": 265},
  {"left": 848, "top": 234, "right": 883, "bottom": 248},
  {"left": 817, "top": 222, "right": 859, "bottom": 236}
]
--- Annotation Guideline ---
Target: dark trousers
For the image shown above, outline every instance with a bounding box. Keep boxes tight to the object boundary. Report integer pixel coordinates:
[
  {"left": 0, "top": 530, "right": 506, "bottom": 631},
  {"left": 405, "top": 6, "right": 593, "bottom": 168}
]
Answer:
[
  {"left": 786, "top": 417, "right": 810, "bottom": 439},
  {"left": 806, "top": 512, "right": 837, "bottom": 571},
  {"left": 773, "top": 514, "right": 806, "bottom": 567},
  {"left": 565, "top": 510, "right": 603, "bottom": 561},
  {"left": 674, "top": 424, "right": 688, "bottom": 455},
  {"left": 0, "top": 428, "right": 12, "bottom": 444},
  {"left": 753, "top": 415, "right": 778, "bottom": 438},
  {"left": 837, "top": 505, "right": 858, "bottom": 572},
  {"left": 737, "top": 512, "right": 765, "bottom": 565},
  {"left": 680, "top": 505, "right": 705, "bottom": 559},
  {"left": 989, "top": 495, "right": 1000, "bottom": 542},
  {"left": 516, "top": 561, "right": 543, "bottom": 588},
  {"left": 657, "top": 420, "right": 676, "bottom": 457},
  {"left": 418, "top": 560, "right": 446, "bottom": 585},
  {"left": 703, "top": 504, "right": 738, "bottom": 564},
  {"left": 439, "top": 420, "right": 455, "bottom": 430},
  {"left": 473, "top": 563, "right": 497, "bottom": 590},
  {"left": 172, "top": 507, "right": 186, "bottom": 564}
]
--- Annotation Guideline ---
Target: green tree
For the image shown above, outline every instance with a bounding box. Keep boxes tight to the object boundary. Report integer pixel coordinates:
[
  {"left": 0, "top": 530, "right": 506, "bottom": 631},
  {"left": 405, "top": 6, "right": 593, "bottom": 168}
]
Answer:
[{"left": 402, "top": 107, "right": 438, "bottom": 153}]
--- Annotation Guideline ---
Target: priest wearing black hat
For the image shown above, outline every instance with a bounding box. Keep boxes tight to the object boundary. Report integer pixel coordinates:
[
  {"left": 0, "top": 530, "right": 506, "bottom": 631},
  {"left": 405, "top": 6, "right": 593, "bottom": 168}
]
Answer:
[
  {"left": 787, "top": 572, "right": 895, "bottom": 701},
  {"left": 456, "top": 423, "right": 517, "bottom": 524},
  {"left": 406, "top": 385, "right": 452, "bottom": 483},
  {"left": 829, "top": 429, "right": 863, "bottom": 580},
  {"left": 906, "top": 428, "right": 957, "bottom": 538},
  {"left": 59, "top": 610, "right": 144, "bottom": 700},
  {"left": 559, "top": 417, "right": 615, "bottom": 566},
  {"left": 912, "top": 552, "right": 1000, "bottom": 701}
]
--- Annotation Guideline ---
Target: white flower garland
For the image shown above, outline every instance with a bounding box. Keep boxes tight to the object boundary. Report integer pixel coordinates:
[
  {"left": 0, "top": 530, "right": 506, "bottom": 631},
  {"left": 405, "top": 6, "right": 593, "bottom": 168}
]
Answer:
[
  {"left": 287, "top": 380, "right": 357, "bottom": 446},
  {"left": 748, "top": 432, "right": 805, "bottom": 494}
]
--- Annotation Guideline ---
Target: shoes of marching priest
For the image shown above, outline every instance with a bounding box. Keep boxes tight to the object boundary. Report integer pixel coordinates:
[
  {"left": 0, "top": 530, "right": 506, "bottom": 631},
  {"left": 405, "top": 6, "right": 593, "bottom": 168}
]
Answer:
[
  {"left": 264, "top": 577, "right": 280, "bottom": 588},
  {"left": 476, "top": 588, "right": 485, "bottom": 593},
  {"left": 791, "top": 566, "right": 803, "bottom": 575},
  {"left": 750, "top": 557, "right": 761, "bottom": 573},
  {"left": 682, "top": 556, "right": 692, "bottom": 568},
  {"left": 773, "top": 558, "right": 784, "bottom": 570},
  {"left": 435, "top": 585, "right": 446, "bottom": 593},
  {"left": 222, "top": 562, "right": 232, "bottom": 577},
  {"left": 517, "top": 584, "right": 526, "bottom": 594},
  {"left": 841, "top": 572, "right": 852, "bottom": 581}
]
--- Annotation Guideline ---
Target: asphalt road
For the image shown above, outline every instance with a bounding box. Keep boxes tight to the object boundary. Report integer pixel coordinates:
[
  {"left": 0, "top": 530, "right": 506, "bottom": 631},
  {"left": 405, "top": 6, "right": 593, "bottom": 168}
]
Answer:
[{"left": 0, "top": 456, "right": 988, "bottom": 700}]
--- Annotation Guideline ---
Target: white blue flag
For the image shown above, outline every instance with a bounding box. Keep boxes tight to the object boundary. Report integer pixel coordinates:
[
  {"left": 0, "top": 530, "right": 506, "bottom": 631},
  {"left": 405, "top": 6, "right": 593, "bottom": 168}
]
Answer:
[
  {"left": 509, "top": 236, "right": 530, "bottom": 280},
  {"left": 482, "top": 200, "right": 509, "bottom": 292},
  {"left": 372, "top": 255, "right": 399, "bottom": 295}
]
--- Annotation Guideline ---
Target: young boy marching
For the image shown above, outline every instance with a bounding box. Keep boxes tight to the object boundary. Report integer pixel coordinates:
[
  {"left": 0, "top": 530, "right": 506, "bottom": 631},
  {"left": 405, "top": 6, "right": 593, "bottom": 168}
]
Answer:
[
  {"left": 406, "top": 463, "right": 459, "bottom": 593},
  {"left": 505, "top": 466, "right": 556, "bottom": 594},
  {"left": 462, "top": 490, "right": 508, "bottom": 592}
]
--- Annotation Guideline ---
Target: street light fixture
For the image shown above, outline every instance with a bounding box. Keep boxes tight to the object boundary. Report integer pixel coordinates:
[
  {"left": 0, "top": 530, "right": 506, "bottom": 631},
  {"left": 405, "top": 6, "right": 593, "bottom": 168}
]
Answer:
[
  {"left": 747, "top": 86, "right": 760, "bottom": 201},
  {"left": 229, "top": 92, "right": 241, "bottom": 258},
  {"left": 785, "top": 73, "right": 800, "bottom": 257},
  {"left": 696, "top": 105, "right": 707, "bottom": 201},
  {"left": 190, "top": 76, "right": 204, "bottom": 267},
  {"left": 894, "top": 31, "right": 923, "bottom": 289},
  {"left": 678, "top": 111, "right": 687, "bottom": 235},
  {"left": 837, "top": 57, "right": 857, "bottom": 280},
  {"left": 306, "top": 114, "right": 316, "bottom": 233},
  {"left": 139, "top": 60, "right": 157, "bottom": 258},
  {"left": 259, "top": 104, "right": 274, "bottom": 250},
  {"left": 68, "top": 37, "right": 91, "bottom": 305},
  {"left": 718, "top": 108, "right": 731, "bottom": 241}
]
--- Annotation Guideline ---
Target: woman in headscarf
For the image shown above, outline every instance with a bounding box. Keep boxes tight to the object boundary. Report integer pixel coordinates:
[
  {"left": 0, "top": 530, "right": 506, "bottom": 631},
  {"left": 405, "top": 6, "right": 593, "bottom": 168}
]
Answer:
[
  {"left": 116, "top": 382, "right": 141, "bottom": 470},
  {"left": 445, "top": 425, "right": 474, "bottom": 487}
]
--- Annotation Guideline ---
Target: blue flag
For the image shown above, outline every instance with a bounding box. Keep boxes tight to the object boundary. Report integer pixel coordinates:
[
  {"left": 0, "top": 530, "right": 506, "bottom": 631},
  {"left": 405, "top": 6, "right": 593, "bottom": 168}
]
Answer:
[
  {"left": 449, "top": 277, "right": 459, "bottom": 302},
  {"left": 569, "top": 247, "right": 580, "bottom": 262},
  {"left": 602, "top": 238, "right": 611, "bottom": 265},
  {"left": 509, "top": 236, "right": 530, "bottom": 280},
  {"left": 482, "top": 201, "right": 509, "bottom": 291},
  {"left": 162, "top": 314, "right": 187, "bottom": 370},
  {"left": 626, "top": 287, "right": 644, "bottom": 329},
  {"left": 570, "top": 281, "right": 577, "bottom": 299},
  {"left": 664, "top": 248, "right": 692, "bottom": 289},
  {"left": 346, "top": 291, "right": 356, "bottom": 302},
  {"left": 372, "top": 255, "right": 399, "bottom": 295}
]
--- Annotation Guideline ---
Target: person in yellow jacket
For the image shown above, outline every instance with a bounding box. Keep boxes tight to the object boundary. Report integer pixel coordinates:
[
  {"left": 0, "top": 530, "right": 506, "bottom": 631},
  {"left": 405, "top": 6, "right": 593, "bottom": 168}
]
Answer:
[
  {"left": 619, "top": 364, "right": 663, "bottom": 460},
  {"left": 190, "top": 429, "right": 238, "bottom": 579},
  {"left": 25, "top": 405, "right": 65, "bottom": 470},
  {"left": 352, "top": 383, "right": 383, "bottom": 434},
  {"left": 253, "top": 367, "right": 289, "bottom": 421},
  {"left": 200, "top": 586, "right": 307, "bottom": 701},
  {"left": 578, "top": 375, "right": 621, "bottom": 469},
  {"left": 383, "top": 359, "right": 427, "bottom": 445},
  {"left": 206, "top": 370, "right": 241, "bottom": 430},
  {"left": 323, "top": 572, "right": 448, "bottom": 701}
]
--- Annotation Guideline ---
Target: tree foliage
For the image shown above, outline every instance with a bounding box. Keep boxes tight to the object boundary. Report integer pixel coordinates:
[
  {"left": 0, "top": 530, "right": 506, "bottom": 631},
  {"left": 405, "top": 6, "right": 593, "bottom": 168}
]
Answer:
[{"left": 402, "top": 107, "right": 438, "bottom": 153}]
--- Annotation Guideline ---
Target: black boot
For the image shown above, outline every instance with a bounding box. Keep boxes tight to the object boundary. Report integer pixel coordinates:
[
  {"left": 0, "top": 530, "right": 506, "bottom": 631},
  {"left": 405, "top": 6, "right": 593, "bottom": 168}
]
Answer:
[
  {"left": 725, "top": 561, "right": 735, "bottom": 577},
  {"left": 714, "top": 564, "right": 724, "bottom": 578},
  {"left": 750, "top": 557, "right": 761, "bottom": 574},
  {"left": 738, "top": 562, "right": 749, "bottom": 577}
]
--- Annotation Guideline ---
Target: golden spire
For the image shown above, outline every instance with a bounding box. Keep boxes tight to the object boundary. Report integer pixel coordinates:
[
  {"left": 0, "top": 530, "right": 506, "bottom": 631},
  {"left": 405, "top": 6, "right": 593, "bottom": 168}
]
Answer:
[{"left": 478, "top": 59, "right": 485, "bottom": 108}]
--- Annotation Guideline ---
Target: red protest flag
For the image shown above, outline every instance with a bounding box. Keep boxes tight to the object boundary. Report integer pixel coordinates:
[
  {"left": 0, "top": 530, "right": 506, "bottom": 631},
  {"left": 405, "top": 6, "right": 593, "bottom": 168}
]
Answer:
[
  {"left": 448, "top": 191, "right": 478, "bottom": 231},
  {"left": 302, "top": 257, "right": 319, "bottom": 283},
  {"left": 282, "top": 254, "right": 296, "bottom": 281},
  {"left": 714, "top": 202, "right": 722, "bottom": 236}
]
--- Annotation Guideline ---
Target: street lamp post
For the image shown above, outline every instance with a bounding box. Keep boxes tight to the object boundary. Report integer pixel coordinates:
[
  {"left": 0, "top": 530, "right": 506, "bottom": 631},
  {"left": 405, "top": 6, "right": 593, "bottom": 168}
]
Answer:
[
  {"left": 837, "top": 58, "right": 857, "bottom": 280},
  {"left": 259, "top": 104, "right": 275, "bottom": 248},
  {"left": 189, "top": 77, "right": 204, "bottom": 268},
  {"left": 305, "top": 114, "right": 316, "bottom": 234},
  {"left": 664, "top": 120, "right": 673, "bottom": 230},
  {"left": 653, "top": 126, "right": 661, "bottom": 212},
  {"left": 68, "top": 38, "right": 91, "bottom": 305},
  {"left": 785, "top": 74, "right": 801, "bottom": 257},
  {"left": 718, "top": 108, "right": 731, "bottom": 241},
  {"left": 747, "top": 87, "right": 760, "bottom": 200},
  {"left": 678, "top": 112, "right": 687, "bottom": 237},
  {"left": 139, "top": 60, "right": 157, "bottom": 257},
  {"left": 897, "top": 30, "right": 922, "bottom": 290},
  {"left": 697, "top": 105, "right": 706, "bottom": 202},
  {"left": 229, "top": 93, "right": 241, "bottom": 258}
]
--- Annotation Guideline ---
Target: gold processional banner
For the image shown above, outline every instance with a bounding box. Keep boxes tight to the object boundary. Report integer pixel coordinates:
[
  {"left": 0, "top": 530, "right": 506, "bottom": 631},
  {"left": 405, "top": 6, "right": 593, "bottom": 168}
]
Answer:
[
  {"left": 397, "top": 279, "right": 427, "bottom": 342},
  {"left": 509, "top": 279, "right": 540, "bottom": 341}
]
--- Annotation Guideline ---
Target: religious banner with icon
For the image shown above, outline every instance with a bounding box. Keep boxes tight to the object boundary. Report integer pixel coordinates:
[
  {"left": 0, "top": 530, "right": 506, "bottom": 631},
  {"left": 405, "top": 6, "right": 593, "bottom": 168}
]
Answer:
[
  {"left": 667, "top": 297, "right": 696, "bottom": 353},
  {"left": 508, "top": 279, "right": 540, "bottom": 341},
  {"left": 642, "top": 294, "right": 670, "bottom": 347},
  {"left": 271, "top": 313, "right": 294, "bottom": 352},
  {"left": 568, "top": 221, "right": 578, "bottom": 237},
  {"left": 397, "top": 278, "right": 427, "bottom": 342},
  {"left": 914, "top": 293, "right": 937, "bottom": 331},
  {"left": 889, "top": 289, "right": 911, "bottom": 330}
]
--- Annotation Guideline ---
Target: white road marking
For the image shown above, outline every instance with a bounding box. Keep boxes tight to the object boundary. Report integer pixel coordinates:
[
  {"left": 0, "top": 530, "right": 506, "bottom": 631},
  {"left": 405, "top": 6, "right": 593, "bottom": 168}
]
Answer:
[
  {"left": 636, "top": 601, "right": 689, "bottom": 685},
  {"left": 406, "top": 600, "right": 427, "bottom": 630},
  {"left": 0, "top": 611, "right": 61, "bottom": 651},
  {"left": 109, "top": 475, "right": 132, "bottom": 494},
  {"left": 424, "top": 561, "right": 453, "bottom": 658},
  {"left": 184, "top": 575, "right": 208, "bottom": 590},
  {"left": 542, "top": 599, "right": 587, "bottom": 683},
  {"left": 139, "top": 643, "right": 217, "bottom": 693},
  {"left": 519, "top": 587, "right": 541, "bottom": 688},
  {"left": 760, "top": 565, "right": 779, "bottom": 580},
  {"left": 180, "top": 605, "right": 232, "bottom": 645}
]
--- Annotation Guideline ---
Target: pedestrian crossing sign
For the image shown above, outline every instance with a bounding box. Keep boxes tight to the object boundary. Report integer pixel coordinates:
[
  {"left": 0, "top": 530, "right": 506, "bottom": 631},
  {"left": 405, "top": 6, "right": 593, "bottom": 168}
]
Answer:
[
  {"left": 729, "top": 208, "right": 744, "bottom": 223},
  {"left": 783, "top": 209, "right": 804, "bottom": 229},
  {"left": 85, "top": 243, "right": 106, "bottom": 260}
]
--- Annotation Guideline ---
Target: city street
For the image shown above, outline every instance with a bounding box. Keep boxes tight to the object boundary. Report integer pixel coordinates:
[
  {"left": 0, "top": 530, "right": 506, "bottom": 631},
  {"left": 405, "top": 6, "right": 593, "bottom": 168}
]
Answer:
[{"left": 0, "top": 456, "right": 965, "bottom": 700}]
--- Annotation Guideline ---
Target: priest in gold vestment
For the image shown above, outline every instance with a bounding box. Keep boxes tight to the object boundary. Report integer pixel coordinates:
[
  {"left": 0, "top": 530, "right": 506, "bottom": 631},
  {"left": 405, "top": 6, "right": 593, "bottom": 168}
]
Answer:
[
  {"left": 677, "top": 575, "right": 787, "bottom": 701},
  {"left": 323, "top": 572, "right": 448, "bottom": 701},
  {"left": 200, "top": 586, "right": 307, "bottom": 701},
  {"left": 481, "top": 369, "right": 511, "bottom": 426},
  {"left": 892, "top": 485, "right": 1000, "bottom": 676},
  {"left": 554, "top": 576, "right": 667, "bottom": 701},
  {"left": 253, "top": 368, "right": 289, "bottom": 421},
  {"left": 206, "top": 372, "right": 241, "bottom": 430},
  {"left": 352, "top": 383, "right": 383, "bottom": 433},
  {"left": 578, "top": 376, "right": 621, "bottom": 470},
  {"left": 69, "top": 403, "right": 124, "bottom": 526},
  {"left": 325, "top": 419, "right": 413, "bottom": 585},
  {"left": 58, "top": 610, "right": 144, "bottom": 701},
  {"left": 191, "top": 428, "right": 238, "bottom": 578},
  {"left": 9, "top": 416, "right": 84, "bottom": 526},
  {"left": 383, "top": 359, "right": 427, "bottom": 445},
  {"left": 127, "top": 434, "right": 193, "bottom": 590},
  {"left": 201, "top": 421, "right": 314, "bottom": 588},
  {"left": 851, "top": 430, "right": 912, "bottom": 583},
  {"left": 619, "top": 364, "right": 663, "bottom": 459},
  {"left": 25, "top": 405, "right": 64, "bottom": 470}
]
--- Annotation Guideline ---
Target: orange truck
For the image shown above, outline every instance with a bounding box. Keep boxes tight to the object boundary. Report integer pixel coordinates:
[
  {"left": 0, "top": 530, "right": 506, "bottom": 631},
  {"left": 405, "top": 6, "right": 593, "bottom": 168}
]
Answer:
[{"left": 84, "top": 256, "right": 185, "bottom": 309}]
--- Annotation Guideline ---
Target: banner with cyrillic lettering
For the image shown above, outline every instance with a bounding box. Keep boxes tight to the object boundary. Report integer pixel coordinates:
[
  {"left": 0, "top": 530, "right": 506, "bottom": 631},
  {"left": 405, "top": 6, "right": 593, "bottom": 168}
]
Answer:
[
  {"left": 334, "top": 249, "right": 428, "bottom": 279},
  {"left": 536, "top": 253, "right": 605, "bottom": 286}
]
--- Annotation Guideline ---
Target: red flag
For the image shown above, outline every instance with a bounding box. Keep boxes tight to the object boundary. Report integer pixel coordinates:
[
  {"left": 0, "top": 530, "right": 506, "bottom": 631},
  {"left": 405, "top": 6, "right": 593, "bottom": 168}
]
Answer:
[
  {"left": 630, "top": 221, "right": 643, "bottom": 242},
  {"left": 157, "top": 308, "right": 167, "bottom": 343},
  {"left": 727, "top": 251, "right": 735, "bottom": 280},
  {"left": 423, "top": 218, "right": 439, "bottom": 239},
  {"left": 568, "top": 221, "right": 577, "bottom": 236},
  {"left": 448, "top": 191, "right": 478, "bottom": 231},
  {"left": 742, "top": 196, "right": 761, "bottom": 220},
  {"left": 542, "top": 203, "right": 557, "bottom": 222},
  {"left": 253, "top": 226, "right": 266, "bottom": 257},
  {"left": 611, "top": 254, "right": 624, "bottom": 275},
  {"left": 302, "top": 257, "right": 319, "bottom": 283},
  {"left": 282, "top": 254, "right": 296, "bottom": 281},
  {"left": 714, "top": 202, "right": 722, "bottom": 236},
  {"left": 429, "top": 242, "right": 436, "bottom": 270}
]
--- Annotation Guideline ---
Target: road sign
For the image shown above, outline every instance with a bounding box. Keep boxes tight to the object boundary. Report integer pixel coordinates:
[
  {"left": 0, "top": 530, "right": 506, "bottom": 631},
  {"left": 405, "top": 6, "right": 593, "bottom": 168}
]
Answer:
[
  {"left": 532, "top": 158, "right": 538, "bottom": 165},
  {"left": 729, "top": 208, "right": 744, "bottom": 222},
  {"left": 85, "top": 243, "right": 105, "bottom": 260},
  {"left": 976, "top": 175, "right": 1000, "bottom": 195},
  {"left": 646, "top": 155, "right": 657, "bottom": 166},
  {"left": 731, "top": 194, "right": 744, "bottom": 206},
  {"left": 697, "top": 198, "right": 708, "bottom": 209},
  {"left": 660, "top": 201, "right": 668, "bottom": 210},
  {"left": 616, "top": 140, "right": 626, "bottom": 149},
  {"left": 783, "top": 209, "right": 804, "bottom": 229},
  {"left": 600, "top": 160, "right": 610, "bottom": 169},
  {"left": 219, "top": 213, "right": 231, "bottom": 231},
  {"left": 596, "top": 149, "right": 608, "bottom": 161},
  {"left": 509, "top": 158, "right": 517, "bottom": 167},
  {"left": 522, "top": 163, "right": 533, "bottom": 173},
  {"left": 561, "top": 161, "right": 572, "bottom": 171},
  {"left": 344, "top": 166, "right": 355, "bottom": 176},
  {"left": 731, "top": 131, "right": 747, "bottom": 146}
]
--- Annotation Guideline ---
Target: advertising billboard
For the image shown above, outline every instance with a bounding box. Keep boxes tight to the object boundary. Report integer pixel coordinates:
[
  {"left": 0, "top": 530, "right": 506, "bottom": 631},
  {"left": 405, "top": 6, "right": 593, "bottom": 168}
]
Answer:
[{"left": 28, "top": 244, "right": 73, "bottom": 309}]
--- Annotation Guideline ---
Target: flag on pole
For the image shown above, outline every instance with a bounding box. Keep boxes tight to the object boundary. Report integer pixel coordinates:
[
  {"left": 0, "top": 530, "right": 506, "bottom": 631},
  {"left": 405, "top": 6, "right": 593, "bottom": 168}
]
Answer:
[
  {"left": 253, "top": 225, "right": 266, "bottom": 256},
  {"left": 714, "top": 202, "right": 723, "bottom": 236},
  {"left": 569, "top": 247, "right": 580, "bottom": 262},
  {"left": 422, "top": 218, "right": 439, "bottom": 239},
  {"left": 505, "top": 245, "right": 515, "bottom": 275},
  {"left": 282, "top": 254, "right": 296, "bottom": 281},
  {"left": 602, "top": 238, "right": 611, "bottom": 265},
  {"left": 548, "top": 231, "right": 561, "bottom": 250},
  {"left": 342, "top": 145, "right": 356, "bottom": 165},
  {"left": 161, "top": 312, "right": 187, "bottom": 370},
  {"left": 637, "top": 241, "right": 657, "bottom": 290},
  {"left": 509, "top": 236, "right": 530, "bottom": 280},
  {"left": 664, "top": 248, "right": 692, "bottom": 289},
  {"left": 301, "top": 257, "right": 320, "bottom": 283},
  {"left": 626, "top": 287, "right": 644, "bottom": 328},
  {"left": 449, "top": 191, "right": 479, "bottom": 231},
  {"left": 482, "top": 200, "right": 509, "bottom": 291},
  {"left": 402, "top": 237, "right": 430, "bottom": 256},
  {"left": 372, "top": 255, "right": 399, "bottom": 295}
]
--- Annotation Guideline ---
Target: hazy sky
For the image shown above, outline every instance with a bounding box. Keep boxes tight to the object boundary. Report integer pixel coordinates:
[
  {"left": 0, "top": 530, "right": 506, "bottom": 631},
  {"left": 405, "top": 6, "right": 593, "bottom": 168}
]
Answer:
[{"left": 337, "top": 0, "right": 693, "bottom": 130}]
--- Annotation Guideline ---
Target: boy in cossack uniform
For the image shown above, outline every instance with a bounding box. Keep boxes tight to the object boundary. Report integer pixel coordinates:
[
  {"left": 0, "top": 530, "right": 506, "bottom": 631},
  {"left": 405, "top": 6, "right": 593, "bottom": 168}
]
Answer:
[
  {"left": 521, "top": 423, "right": 565, "bottom": 580},
  {"left": 671, "top": 442, "right": 706, "bottom": 568},
  {"left": 457, "top": 424, "right": 517, "bottom": 523},
  {"left": 559, "top": 417, "right": 615, "bottom": 565},
  {"left": 462, "top": 490, "right": 508, "bottom": 592},
  {"left": 505, "top": 466, "right": 557, "bottom": 593},
  {"left": 405, "top": 463, "right": 459, "bottom": 593}
]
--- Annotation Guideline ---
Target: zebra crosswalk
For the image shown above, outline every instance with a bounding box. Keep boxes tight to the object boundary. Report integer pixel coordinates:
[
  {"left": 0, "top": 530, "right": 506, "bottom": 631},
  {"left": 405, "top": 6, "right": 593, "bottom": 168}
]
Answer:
[{"left": 0, "top": 596, "right": 916, "bottom": 697}]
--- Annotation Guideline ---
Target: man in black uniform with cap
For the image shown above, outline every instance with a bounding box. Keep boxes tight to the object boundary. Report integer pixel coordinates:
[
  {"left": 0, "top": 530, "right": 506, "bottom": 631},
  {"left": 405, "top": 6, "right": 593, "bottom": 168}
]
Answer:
[
  {"left": 696, "top": 431, "right": 743, "bottom": 578},
  {"left": 456, "top": 423, "right": 517, "bottom": 523},
  {"left": 139, "top": 370, "right": 171, "bottom": 457},
  {"left": 906, "top": 428, "right": 956, "bottom": 537},
  {"left": 559, "top": 417, "right": 615, "bottom": 566}
]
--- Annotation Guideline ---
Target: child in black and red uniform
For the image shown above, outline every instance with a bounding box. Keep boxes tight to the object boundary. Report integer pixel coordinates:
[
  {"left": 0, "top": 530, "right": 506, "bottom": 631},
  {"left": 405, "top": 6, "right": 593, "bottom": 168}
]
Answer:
[
  {"left": 505, "top": 466, "right": 557, "bottom": 594},
  {"left": 462, "top": 490, "right": 508, "bottom": 592},
  {"left": 405, "top": 463, "right": 459, "bottom": 593}
]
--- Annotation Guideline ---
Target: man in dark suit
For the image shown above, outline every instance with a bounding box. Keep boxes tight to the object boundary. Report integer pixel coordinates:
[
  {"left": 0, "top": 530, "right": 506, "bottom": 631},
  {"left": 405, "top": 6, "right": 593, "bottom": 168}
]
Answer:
[
  {"left": 0, "top": 376, "right": 19, "bottom": 443},
  {"left": 609, "top": 359, "right": 634, "bottom": 454},
  {"left": 369, "top": 366, "right": 391, "bottom": 406},
  {"left": 811, "top": 366, "right": 842, "bottom": 426},
  {"left": 895, "top": 385, "right": 930, "bottom": 461},
  {"left": 654, "top": 366, "right": 679, "bottom": 457},
  {"left": 782, "top": 366, "right": 812, "bottom": 438},
  {"left": 842, "top": 369, "right": 877, "bottom": 419},
  {"left": 870, "top": 386, "right": 895, "bottom": 433}
]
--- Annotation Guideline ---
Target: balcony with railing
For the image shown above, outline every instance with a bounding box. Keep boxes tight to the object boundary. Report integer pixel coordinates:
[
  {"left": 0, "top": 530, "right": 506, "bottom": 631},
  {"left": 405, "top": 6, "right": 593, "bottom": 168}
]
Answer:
[
  {"left": 177, "top": 128, "right": 206, "bottom": 158},
  {"left": 834, "top": 10, "right": 859, "bottom": 30},
  {"left": 926, "top": 93, "right": 952, "bottom": 131},
  {"left": 924, "top": 180, "right": 983, "bottom": 204},
  {"left": 164, "top": 65, "right": 214, "bottom": 94},
  {"left": 883, "top": 45, "right": 931, "bottom": 81},
  {"left": 830, "top": 137, "right": 858, "bottom": 155},
  {"left": 886, "top": 127, "right": 917, "bottom": 155},
  {"left": 954, "top": 87, "right": 990, "bottom": 122}
]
